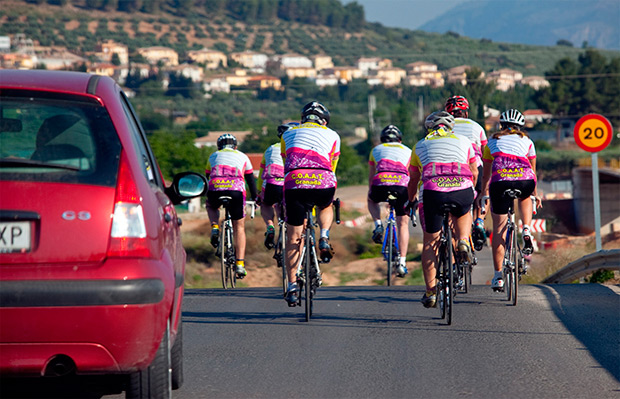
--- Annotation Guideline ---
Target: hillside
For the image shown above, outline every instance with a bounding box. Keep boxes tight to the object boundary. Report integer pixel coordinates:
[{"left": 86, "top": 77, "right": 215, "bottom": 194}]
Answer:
[{"left": 1, "top": 0, "right": 613, "bottom": 76}]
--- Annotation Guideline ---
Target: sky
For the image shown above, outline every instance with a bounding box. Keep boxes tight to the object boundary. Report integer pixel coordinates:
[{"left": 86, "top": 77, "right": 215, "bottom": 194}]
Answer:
[{"left": 344, "top": 0, "right": 461, "bottom": 30}]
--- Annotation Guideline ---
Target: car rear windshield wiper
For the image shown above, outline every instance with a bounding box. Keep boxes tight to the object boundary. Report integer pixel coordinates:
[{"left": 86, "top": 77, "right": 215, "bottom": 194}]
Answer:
[{"left": 0, "top": 158, "right": 80, "bottom": 171}]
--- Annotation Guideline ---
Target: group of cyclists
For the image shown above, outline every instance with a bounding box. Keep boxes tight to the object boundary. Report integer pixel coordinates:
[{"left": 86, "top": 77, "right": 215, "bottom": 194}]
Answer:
[{"left": 204, "top": 96, "right": 542, "bottom": 309}]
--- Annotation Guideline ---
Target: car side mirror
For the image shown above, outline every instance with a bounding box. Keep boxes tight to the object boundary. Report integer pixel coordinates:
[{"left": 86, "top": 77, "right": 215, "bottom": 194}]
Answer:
[{"left": 166, "top": 172, "right": 206, "bottom": 205}]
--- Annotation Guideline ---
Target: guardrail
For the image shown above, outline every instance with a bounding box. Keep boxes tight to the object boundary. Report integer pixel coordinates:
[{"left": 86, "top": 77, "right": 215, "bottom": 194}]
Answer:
[{"left": 542, "top": 249, "right": 620, "bottom": 283}]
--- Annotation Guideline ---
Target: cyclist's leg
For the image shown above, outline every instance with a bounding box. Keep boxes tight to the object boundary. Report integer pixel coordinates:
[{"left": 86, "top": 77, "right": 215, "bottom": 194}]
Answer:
[
  {"left": 261, "top": 184, "right": 281, "bottom": 249},
  {"left": 205, "top": 191, "right": 222, "bottom": 247},
  {"left": 368, "top": 185, "right": 385, "bottom": 243},
  {"left": 449, "top": 188, "right": 474, "bottom": 262},
  {"left": 516, "top": 180, "right": 536, "bottom": 253},
  {"left": 316, "top": 188, "right": 336, "bottom": 261},
  {"left": 283, "top": 188, "right": 305, "bottom": 304},
  {"left": 420, "top": 191, "right": 443, "bottom": 306}
]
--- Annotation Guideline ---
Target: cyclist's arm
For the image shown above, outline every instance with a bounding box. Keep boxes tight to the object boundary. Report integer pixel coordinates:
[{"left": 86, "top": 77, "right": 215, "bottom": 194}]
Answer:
[
  {"left": 368, "top": 162, "right": 376, "bottom": 187},
  {"left": 245, "top": 172, "right": 258, "bottom": 201}
]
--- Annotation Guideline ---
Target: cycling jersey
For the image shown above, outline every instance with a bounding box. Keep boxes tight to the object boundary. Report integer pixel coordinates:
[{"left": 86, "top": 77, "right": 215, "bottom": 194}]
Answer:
[
  {"left": 205, "top": 148, "right": 254, "bottom": 193},
  {"left": 281, "top": 121, "right": 340, "bottom": 190},
  {"left": 258, "top": 143, "right": 284, "bottom": 190},
  {"left": 483, "top": 133, "right": 536, "bottom": 183},
  {"left": 369, "top": 142, "right": 412, "bottom": 187},
  {"left": 411, "top": 128, "right": 476, "bottom": 193},
  {"left": 453, "top": 117, "right": 487, "bottom": 166}
]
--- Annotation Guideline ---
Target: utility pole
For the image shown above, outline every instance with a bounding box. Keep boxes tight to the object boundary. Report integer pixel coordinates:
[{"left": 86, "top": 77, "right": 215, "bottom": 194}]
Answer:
[
  {"left": 418, "top": 95, "right": 424, "bottom": 122},
  {"left": 368, "top": 94, "right": 376, "bottom": 135}
]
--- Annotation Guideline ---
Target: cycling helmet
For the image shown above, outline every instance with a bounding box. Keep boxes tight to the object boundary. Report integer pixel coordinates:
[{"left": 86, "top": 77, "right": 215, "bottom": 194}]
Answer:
[
  {"left": 301, "top": 101, "right": 330, "bottom": 125},
  {"left": 217, "top": 133, "right": 237, "bottom": 150},
  {"left": 445, "top": 95, "right": 469, "bottom": 114},
  {"left": 277, "top": 122, "right": 300, "bottom": 138},
  {"left": 424, "top": 111, "right": 455, "bottom": 131},
  {"left": 499, "top": 108, "right": 525, "bottom": 128},
  {"left": 380, "top": 124, "right": 402, "bottom": 143}
]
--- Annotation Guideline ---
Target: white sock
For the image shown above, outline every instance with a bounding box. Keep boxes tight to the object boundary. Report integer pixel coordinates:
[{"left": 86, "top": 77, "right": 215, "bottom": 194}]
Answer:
[
  {"left": 288, "top": 282, "right": 298, "bottom": 291},
  {"left": 494, "top": 271, "right": 503, "bottom": 278},
  {"left": 374, "top": 220, "right": 382, "bottom": 228},
  {"left": 399, "top": 256, "right": 407, "bottom": 266},
  {"left": 320, "top": 229, "right": 329, "bottom": 239}
]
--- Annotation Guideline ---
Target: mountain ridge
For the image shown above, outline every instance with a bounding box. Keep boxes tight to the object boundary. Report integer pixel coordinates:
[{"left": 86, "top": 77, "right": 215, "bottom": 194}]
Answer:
[{"left": 420, "top": 0, "right": 620, "bottom": 50}]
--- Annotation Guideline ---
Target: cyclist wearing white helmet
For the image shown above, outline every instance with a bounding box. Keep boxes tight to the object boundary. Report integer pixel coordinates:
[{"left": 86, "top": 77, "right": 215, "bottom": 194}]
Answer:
[
  {"left": 280, "top": 101, "right": 340, "bottom": 307},
  {"left": 408, "top": 111, "right": 478, "bottom": 308},
  {"left": 445, "top": 95, "right": 488, "bottom": 251},
  {"left": 258, "top": 122, "right": 299, "bottom": 249},
  {"left": 368, "top": 124, "right": 412, "bottom": 278},
  {"left": 480, "top": 108, "right": 542, "bottom": 291},
  {"left": 205, "top": 133, "right": 258, "bottom": 279}
]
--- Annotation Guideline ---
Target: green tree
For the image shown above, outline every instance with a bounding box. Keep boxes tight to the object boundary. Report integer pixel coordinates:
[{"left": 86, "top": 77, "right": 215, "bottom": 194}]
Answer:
[
  {"left": 111, "top": 52, "right": 121, "bottom": 66},
  {"left": 148, "top": 130, "right": 212, "bottom": 180}
]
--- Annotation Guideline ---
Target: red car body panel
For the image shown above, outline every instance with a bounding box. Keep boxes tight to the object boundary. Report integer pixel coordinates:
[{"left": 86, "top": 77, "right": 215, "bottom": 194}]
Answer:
[{"left": 0, "top": 70, "right": 186, "bottom": 378}]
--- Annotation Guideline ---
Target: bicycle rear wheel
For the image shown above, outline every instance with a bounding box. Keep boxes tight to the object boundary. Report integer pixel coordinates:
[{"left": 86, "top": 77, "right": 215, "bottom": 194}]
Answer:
[
  {"left": 504, "top": 227, "right": 514, "bottom": 302},
  {"left": 220, "top": 225, "right": 228, "bottom": 289},
  {"left": 304, "top": 227, "right": 312, "bottom": 322},
  {"left": 446, "top": 228, "right": 453, "bottom": 325},
  {"left": 511, "top": 237, "right": 520, "bottom": 306},
  {"left": 386, "top": 223, "right": 394, "bottom": 287},
  {"left": 276, "top": 223, "right": 288, "bottom": 297}
]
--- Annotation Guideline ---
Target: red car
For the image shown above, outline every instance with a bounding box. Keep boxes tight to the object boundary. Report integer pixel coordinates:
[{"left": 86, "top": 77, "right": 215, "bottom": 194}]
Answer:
[{"left": 0, "top": 69, "right": 206, "bottom": 398}]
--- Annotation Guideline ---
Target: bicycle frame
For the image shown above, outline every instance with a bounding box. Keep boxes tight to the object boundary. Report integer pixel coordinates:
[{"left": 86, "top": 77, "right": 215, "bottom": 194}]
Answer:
[
  {"left": 219, "top": 199, "right": 236, "bottom": 289},
  {"left": 503, "top": 191, "right": 522, "bottom": 306}
]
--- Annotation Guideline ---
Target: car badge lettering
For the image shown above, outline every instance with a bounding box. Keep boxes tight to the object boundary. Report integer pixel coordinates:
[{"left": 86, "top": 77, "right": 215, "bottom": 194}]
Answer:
[{"left": 62, "top": 211, "right": 91, "bottom": 221}]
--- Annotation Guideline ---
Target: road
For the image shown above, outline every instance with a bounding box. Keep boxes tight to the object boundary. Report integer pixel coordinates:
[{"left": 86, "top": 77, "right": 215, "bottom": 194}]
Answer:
[{"left": 173, "top": 283, "right": 619, "bottom": 399}]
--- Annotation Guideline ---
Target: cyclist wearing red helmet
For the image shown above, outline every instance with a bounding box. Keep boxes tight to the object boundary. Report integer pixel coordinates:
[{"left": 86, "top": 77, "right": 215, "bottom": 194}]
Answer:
[{"left": 445, "top": 95, "right": 488, "bottom": 252}]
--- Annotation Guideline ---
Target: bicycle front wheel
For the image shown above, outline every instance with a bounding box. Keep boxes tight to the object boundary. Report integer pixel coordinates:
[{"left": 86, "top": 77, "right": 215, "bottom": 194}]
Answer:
[
  {"left": 511, "top": 237, "right": 520, "bottom": 306},
  {"left": 386, "top": 223, "right": 394, "bottom": 287},
  {"left": 504, "top": 228, "right": 514, "bottom": 302}
]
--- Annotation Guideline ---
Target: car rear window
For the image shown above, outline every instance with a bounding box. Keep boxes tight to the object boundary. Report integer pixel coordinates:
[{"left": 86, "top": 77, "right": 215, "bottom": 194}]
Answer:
[{"left": 0, "top": 91, "right": 121, "bottom": 187}]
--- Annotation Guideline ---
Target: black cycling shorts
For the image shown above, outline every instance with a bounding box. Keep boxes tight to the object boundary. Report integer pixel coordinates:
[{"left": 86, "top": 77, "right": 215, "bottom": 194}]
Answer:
[
  {"left": 260, "top": 183, "right": 283, "bottom": 207},
  {"left": 368, "top": 185, "right": 408, "bottom": 216},
  {"left": 489, "top": 180, "right": 535, "bottom": 215},
  {"left": 284, "top": 187, "right": 335, "bottom": 226},
  {"left": 421, "top": 188, "right": 474, "bottom": 234},
  {"left": 206, "top": 190, "right": 245, "bottom": 221}
]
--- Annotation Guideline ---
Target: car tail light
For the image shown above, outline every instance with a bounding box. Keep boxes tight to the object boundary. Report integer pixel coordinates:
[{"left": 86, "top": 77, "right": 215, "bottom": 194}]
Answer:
[{"left": 107, "top": 151, "right": 152, "bottom": 258}]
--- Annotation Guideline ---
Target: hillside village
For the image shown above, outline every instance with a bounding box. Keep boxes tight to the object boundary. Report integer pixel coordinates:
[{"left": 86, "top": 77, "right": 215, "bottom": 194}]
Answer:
[{"left": 1, "top": 35, "right": 550, "bottom": 97}]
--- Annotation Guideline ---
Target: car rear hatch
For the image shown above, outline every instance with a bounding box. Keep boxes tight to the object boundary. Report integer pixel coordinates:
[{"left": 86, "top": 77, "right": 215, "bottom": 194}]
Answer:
[{"left": 0, "top": 89, "right": 122, "bottom": 265}]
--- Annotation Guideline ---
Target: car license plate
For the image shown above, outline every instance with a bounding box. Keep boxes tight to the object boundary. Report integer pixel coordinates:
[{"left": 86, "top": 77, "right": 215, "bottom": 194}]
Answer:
[{"left": 0, "top": 221, "right": 31, "bottom": 253}]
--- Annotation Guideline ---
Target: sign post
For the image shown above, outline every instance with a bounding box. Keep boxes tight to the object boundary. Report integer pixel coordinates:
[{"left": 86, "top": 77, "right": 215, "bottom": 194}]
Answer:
[{"left": 573, "top": 114, "right": 613, "bottom": 251}]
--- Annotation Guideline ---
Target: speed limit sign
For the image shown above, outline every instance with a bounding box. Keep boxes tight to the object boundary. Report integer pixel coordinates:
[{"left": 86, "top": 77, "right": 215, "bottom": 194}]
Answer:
[{"left": 573, "top": 114, "right": 613, "bottom": 152}]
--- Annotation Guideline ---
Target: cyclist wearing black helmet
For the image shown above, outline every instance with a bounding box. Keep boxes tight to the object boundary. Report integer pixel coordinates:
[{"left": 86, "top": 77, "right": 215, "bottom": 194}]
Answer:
[
  {"left": 280, "top": 101, "right": 340, "bottom": 306},
  {"left": 258, "top": 122, "right": 299, "bottom": 249},
  {"left": 480, "top": 108, "right": 542, "bottom": 291},
  {"left": 367, "top": 124, "right": 412, "bottom": 277},
  {"left": 205, "top": 133, "right": 258, "bottom": 279}
]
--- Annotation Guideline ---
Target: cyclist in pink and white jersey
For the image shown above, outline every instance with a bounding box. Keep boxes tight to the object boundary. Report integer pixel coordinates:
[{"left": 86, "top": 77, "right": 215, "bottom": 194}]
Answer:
[
  {"left": 205, "top": 134, "right": 258, "bottom": 279},
  {"left": 480, "top": 108, "right": 542, "bottom": 291},
  {"left": 445, "top": 95, "right": 488, "bottom": 251},
  {"left": 280, "top": 101, "right": 340, "bottom": 306},
  {"left": 258, "top": 122, "right": 299, "bottom": 249},
  {"left": 408, "top": 111, "right": 478, "bottom": 308},
  {"left": 368, "top": 124, "right": 412, "bottom": 278}
]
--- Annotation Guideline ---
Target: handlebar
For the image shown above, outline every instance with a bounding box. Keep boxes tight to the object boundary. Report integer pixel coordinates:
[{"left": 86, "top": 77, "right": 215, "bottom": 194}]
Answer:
[
  {"left": 334, "top": 198, "right": 341, "bottom": 225},
  {"left": 246, "top": 201, "right": 256, "bottom": 219},
  {"left": 480, "top": 195, "right": 490, "bottom": 214},
  {"left": 409, "top": 199, "right": 418, "bottom": 227}
]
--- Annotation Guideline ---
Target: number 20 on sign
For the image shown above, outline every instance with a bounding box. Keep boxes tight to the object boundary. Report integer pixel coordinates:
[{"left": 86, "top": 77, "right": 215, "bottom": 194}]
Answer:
[{"left": 573, "top": 113, "right": 613, "bottom": 152}]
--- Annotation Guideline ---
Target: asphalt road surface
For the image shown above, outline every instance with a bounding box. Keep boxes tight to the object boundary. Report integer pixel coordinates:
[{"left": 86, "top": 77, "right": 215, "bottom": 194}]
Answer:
[{"left": 173, "top": 283, "right": 619, "bottom": 399}]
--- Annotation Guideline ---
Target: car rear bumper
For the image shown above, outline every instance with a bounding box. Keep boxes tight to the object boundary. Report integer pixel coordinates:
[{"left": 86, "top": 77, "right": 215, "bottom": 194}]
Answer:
[{"left": 0, "top": 258, "right": 181, "bottom": 376}]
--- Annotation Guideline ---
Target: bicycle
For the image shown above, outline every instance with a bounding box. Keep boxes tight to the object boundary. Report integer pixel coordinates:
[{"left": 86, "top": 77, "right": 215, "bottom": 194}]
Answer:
[
  {"left": 436, "top": 204, "right": 456, "bottom": 325},
  {"left": 272, "top": 202, "right": 288, "bottom": 297},
  {"left": 218, "top": 198, "right": 254, "bottom": 290},
  {"left": 484, "top": 190, "right": 528, "bottom": 306},
  {"left": 294, "top": 199, "right": 340, "bottom": 321},
  {"left": 381, "top": 192, "right": 401, "bottom": 287}
]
